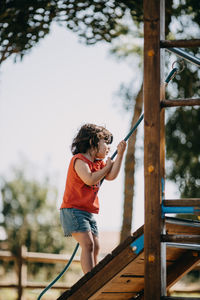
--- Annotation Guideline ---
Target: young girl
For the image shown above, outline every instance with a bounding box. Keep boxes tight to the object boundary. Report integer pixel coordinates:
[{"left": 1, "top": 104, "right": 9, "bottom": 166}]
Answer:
[{"left": 60, "top": 123, "right": 126, "bottom": 274}]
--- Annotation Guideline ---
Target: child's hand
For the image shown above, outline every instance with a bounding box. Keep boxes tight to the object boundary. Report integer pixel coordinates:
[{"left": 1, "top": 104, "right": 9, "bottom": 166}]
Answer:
[{"left": 117, "top": 140, "right": 127, "bottom": 156}]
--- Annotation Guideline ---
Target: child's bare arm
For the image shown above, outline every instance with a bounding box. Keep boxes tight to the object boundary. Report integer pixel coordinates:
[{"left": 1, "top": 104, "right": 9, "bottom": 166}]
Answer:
[
  {"left": 105, "top": 140, "right": 126, "bottom": 181},
  {"left": 74, "top": 158, "right": 112, "bottom": 186}
]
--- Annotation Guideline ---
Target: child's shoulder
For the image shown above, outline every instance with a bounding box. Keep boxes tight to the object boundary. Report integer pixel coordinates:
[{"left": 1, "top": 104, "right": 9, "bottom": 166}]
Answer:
[{"left": 72, "top": 153, "right": 89, "bottom": 163}]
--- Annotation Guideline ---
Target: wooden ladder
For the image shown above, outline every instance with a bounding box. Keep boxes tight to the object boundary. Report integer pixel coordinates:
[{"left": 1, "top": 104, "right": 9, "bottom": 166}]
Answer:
[{"left": 143, "top": 1, "right": 200, "bottom": 299}]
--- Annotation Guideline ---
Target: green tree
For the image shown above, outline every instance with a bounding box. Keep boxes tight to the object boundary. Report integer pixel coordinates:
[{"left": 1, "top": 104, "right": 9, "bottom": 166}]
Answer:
[
  {"left": 0, "top": 0, "right": 143, "bottom": 64},
  {"left": 166, "top": 68, "right": 200, "bottom": 201},
  {"left": 0, "top": 165, "right": 66, "bottom": 263}
]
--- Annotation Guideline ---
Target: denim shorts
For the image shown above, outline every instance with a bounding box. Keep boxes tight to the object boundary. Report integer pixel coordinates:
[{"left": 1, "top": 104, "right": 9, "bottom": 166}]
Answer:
[{"left": 60, "top": 208, "right": 98, "bottom": 237}]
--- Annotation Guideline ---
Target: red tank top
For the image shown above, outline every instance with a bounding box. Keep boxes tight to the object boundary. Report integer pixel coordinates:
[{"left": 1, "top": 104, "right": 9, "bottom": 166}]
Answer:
[{"left": 60, "top": 154, "right": 105, "bottom": 214}]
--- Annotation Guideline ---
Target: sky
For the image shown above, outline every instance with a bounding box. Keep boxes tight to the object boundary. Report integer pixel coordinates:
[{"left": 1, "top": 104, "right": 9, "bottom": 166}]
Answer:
[{"left": 0, "top": 23, "right": 178, "bottom": 234}]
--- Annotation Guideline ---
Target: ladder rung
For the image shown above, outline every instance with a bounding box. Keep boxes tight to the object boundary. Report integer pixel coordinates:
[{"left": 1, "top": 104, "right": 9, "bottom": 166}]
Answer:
[
  {"left": 160, "top": 39, "right": 200, "bottom": 48},
  {"left": 163, "top": 199, "right": 200, "bottom": 207},
  {"left": 161, "top": 98, "right": 200, "bottom": 108},
  {"left": 161, "top": 234, "right": 200, "bottom": 244}
]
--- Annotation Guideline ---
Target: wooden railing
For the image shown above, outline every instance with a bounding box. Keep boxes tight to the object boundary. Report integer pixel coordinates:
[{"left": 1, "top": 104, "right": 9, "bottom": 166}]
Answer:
[
  {"left": 1, "top": 246, "right": 199, "bottom": 299},
  {"left": 0, "top": 246, "right": 80, "bottom": 300}
]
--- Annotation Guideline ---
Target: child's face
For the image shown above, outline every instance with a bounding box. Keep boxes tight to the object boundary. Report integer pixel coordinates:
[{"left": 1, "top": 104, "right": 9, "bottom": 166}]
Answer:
[{"left": 95, "top": 139, "right": 110, "bottom": 159}]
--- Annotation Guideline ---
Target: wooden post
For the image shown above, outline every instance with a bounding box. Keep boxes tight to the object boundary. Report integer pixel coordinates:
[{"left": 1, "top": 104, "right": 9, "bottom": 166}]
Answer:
[
  {"left": 143, "top": 0, "right": 163, "bottom": 299},
  {"left": 16, "top": 245, "right": 27, "bottom": 300},
  {"left": 16, "top": 246, "right": 23, "bottom": 300}
]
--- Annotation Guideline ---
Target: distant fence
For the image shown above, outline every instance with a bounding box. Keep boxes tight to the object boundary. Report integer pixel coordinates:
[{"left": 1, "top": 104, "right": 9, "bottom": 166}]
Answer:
[
  {"left": 0, "top": 245, "right": 80, "bottom": 300},
  {"left": 0, "top": 246, "right": 200, "bottom": 300}
]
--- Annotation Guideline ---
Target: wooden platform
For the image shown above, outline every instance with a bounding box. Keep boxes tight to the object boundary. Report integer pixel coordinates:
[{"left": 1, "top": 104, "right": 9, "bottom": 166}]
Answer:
[{"left": 57, "top": 218, "right": 200, "bottom": 300}]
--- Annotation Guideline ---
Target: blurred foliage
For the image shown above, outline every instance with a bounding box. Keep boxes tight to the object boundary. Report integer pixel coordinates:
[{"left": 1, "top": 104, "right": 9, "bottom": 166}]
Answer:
[
  {"left": 0, "top": 165, "right": 69, "bottom": 276},
  {"left": 0, "top": 0, "right": 143, "bottom": 63},
  {"left": 1, "top": 0, "right": 200, "bottom": 64},
  {"left": 166, "top": 106, "right": 200, "bottom": 199},
  {"left": 165, "top": 50, "right": 200, "bottom": 201},
  {"left": 107, "top": 1, "right": 200, "bottom": 204}
]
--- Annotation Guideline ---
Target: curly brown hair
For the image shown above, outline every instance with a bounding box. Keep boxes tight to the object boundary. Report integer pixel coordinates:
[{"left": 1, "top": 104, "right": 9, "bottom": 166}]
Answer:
[{"left": 71, "top": 123, "right": 113, "bottom": 155}]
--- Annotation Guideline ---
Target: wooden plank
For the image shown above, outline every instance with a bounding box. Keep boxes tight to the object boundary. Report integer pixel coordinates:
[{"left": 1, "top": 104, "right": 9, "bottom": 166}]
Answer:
[
  {"left": 100, "top": 277, "right": 144, "bottom": 293},
  {"left": 166, "top": 222, "right": 200, "bottom": 235},
  {"left": 163, "top": 199, "right": 200, "bottom": 207},
  {"left": 143, "top": 0, "right": 163, "bottom": 299},
  {"left": 161, "top": 98, "right": 200, "bottom": 108},
  {"left": 90, "top": 292, "right": 139, "bottom": 300},
  {"left": 58, "top": 247, "right": 138, "bottom": 300},
  {"left": 160, "top": 39, "right": 200, "bottom": 48},
  {"left": 0, "top": 250, "right": 80, "bottom": 264},
  {"left": 101, "top": 263, "right": 145, "bottom": 293},
  {"left": 26, "top": 282, "right": 69, "bottom": 289},
  {"left": 26, "top": 251, "right": 80, "bottom": 264},
  {"left": 0, "top": 250, "right": 16, "bottom": 261},
  {"left": 88, "top": 254, "right": 145, "bottom": 300}
]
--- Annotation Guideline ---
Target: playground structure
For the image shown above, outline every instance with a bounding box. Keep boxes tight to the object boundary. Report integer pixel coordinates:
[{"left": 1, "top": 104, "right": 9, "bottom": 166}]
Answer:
[
  {"left": 57, "top": 218, "right": 200, "bottom": 300},
  {"left": 56, "top": 1, "right": 200, "bottom": 299}
]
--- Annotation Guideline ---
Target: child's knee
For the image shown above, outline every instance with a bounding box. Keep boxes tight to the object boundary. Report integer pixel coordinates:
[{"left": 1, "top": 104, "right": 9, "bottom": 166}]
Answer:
[{"left": 83, "top": 239, "right": 94, "bottom": 252}]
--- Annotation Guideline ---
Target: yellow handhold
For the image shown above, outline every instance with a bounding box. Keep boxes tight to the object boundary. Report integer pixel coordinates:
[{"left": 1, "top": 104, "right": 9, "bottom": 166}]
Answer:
[
  {"left": 148, "top": 165, "right": 154, "bottom": 173},
  {"left": 148, "top": 49, "right": 155, "bottom": 57},
  {"left": 148, "top": 254, "right": 155, "bottom": 262}
]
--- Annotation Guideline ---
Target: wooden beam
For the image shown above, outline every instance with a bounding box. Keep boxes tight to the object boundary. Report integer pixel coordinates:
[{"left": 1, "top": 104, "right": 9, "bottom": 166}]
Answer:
[
  {"left": 58, "top": 246, "right": 138, "bottom": 300},
  {"left": 143, "top": 0, "right": 163, "bottom": 299},
  {"left": 161, "top": 234, "right": 200, "bottom": 244},
  {"left": 0, "top": 250, "right": 15, "bottom": 261},
  {"left": 160, "top": 39, "right": 200, "bottom": 48},
  {"left": 26, "top": 251, "right": 80, "bottom": 264},
  {"left": 163, "top": 199, "right": 200, "bottom": 207},
  {"left": 161, "top": 98, "right": 200, "bottom": 108},
  {"left": 0, "top": 250, "right": 80, "bottom": 264}
]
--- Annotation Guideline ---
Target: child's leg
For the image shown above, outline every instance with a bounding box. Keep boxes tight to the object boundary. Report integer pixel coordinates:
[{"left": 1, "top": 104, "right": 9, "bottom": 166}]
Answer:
[
  {"left": 72, "top": 231, "right": 95, "bottom": 274},
  {"left": 92, "top": 233, "right": 100, "bottom": 266}
]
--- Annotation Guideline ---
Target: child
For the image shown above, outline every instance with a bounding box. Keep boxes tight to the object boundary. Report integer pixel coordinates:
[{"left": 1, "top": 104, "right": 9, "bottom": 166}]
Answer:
[{"left": 60, "top": 123, "right": 126, "bottom": 274}]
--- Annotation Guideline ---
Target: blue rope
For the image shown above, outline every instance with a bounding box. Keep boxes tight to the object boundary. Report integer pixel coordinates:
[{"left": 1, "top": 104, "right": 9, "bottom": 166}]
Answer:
[{"left": 37, "top": 243, "right": 79, "bottom": 300}]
